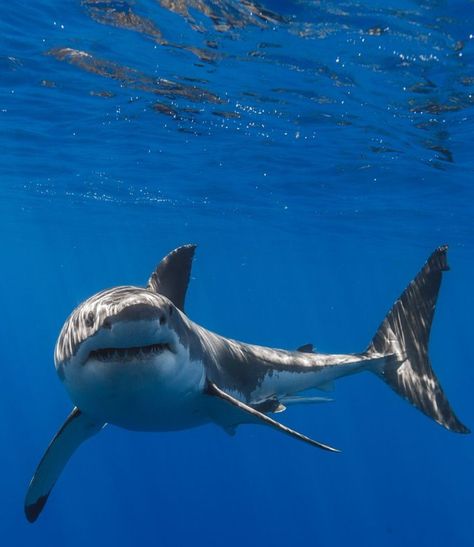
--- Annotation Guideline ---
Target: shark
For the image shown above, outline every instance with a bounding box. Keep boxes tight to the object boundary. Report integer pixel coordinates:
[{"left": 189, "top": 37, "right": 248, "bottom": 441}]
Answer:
[{"left": 25, "top": 244, "right": 469, "bottom": 522}]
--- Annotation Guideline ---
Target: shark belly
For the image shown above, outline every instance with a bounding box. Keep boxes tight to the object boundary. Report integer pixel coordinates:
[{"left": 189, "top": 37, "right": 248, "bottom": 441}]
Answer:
[
  {"left": 247, "top": 358, "right": 367, "bottom": 403},
  {"left": 63, "top": 352, "right": 209, "bottom": 431}
]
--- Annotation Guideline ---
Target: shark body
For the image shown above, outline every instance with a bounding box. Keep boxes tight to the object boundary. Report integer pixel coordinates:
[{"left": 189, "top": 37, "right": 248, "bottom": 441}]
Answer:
[{"left": 25, "top": 245, "right": 469, "bottom": 522}]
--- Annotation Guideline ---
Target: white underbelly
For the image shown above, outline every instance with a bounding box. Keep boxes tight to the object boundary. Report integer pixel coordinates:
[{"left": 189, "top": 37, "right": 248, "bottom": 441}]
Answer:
[
  {"left": 247, "top": 364, "right": 353, "bottom": 403},
  {"left": 63, "top": 352, "right": 209, "bottom": 431}
]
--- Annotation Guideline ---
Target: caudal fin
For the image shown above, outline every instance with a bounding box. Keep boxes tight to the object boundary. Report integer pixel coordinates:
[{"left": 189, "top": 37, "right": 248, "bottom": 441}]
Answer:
[{"left": 367, "top": 246, "right": 469, "bottom": 434}]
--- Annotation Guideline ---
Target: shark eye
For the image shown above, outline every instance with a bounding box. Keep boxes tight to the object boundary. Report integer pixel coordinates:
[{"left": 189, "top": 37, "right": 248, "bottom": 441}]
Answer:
[
  {"left": 159, "top": 315, "right": 166, "bottom": 325},
  {"left": 169, "top": 305, "right": 173, "bottom": 316},
  {"left": 85, "top": 312, "right": 95, "bottom": 328}
]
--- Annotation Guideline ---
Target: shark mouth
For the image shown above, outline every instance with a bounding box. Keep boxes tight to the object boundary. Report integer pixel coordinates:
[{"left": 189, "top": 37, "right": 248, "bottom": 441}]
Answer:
[{"left": 88, "top": 343, "right": 173, "bottom": 362}]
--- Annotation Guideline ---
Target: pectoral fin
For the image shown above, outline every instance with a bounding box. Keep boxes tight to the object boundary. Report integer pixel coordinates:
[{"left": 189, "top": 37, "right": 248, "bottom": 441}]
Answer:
[
  {"left": 206, "top": 381, "right": 340, "bottom": 453},
  {"left": 25, "top": 408, "right": 104, "bottom": 523}
]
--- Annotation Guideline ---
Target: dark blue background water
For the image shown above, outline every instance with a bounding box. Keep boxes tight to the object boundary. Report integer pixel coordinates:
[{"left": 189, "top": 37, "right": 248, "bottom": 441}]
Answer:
[{"left": 1, "top": 1, "right": 473, "bottom": 545}]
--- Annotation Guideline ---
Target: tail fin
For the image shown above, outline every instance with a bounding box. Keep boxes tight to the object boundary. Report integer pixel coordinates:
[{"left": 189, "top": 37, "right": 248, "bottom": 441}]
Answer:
[{"left": 367, "top": 246, "right": 469, "bottom": 434}]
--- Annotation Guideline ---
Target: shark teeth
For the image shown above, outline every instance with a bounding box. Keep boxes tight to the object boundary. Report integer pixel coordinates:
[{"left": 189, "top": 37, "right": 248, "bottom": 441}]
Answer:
[{"left": 89, "top": 343, "right": 171, "bottom": 362}]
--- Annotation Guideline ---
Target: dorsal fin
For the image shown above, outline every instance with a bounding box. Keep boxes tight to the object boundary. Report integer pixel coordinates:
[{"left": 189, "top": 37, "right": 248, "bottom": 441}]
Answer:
[
  {"left": 297, "top": 343, "right": 314, "bottom": 353},
  {"left": 147, "top": 244, "right": 197, "bottom": 312}
]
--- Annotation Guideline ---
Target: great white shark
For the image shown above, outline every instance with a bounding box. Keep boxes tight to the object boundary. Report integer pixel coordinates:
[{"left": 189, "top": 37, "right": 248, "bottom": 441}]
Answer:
[{"left": 25, "top": 244, "right": 469, "bottom": 522}]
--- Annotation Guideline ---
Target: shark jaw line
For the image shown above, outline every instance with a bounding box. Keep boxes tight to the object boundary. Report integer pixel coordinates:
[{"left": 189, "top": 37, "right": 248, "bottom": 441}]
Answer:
[
  {"left": 88, "top": 342, "right": 174, "bottom": 363},
  {"left": 70, "top": 315, "right": 177, "bottom": 368}
]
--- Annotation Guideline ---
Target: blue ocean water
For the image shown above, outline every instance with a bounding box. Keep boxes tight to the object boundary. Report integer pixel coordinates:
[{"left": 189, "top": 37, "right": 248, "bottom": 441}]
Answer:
[{"left": 1, "top": 0, "right": 473, "bottom": 545}]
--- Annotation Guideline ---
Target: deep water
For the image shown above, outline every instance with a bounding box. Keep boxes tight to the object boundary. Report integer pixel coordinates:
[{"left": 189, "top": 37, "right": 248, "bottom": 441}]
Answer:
[{"left": 1, "top": 1, "right": 473, "bottom": 545}]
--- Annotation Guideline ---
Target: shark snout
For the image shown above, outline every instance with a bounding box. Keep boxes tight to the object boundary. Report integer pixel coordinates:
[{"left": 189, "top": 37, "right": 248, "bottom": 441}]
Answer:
[
  {"left": 109, "top": 303, "right": 164, "bottom": 324},
  {"left": 96, "top": 315, "right": 170, "bottom": 351},
  {"left": 54, "top": 288, "right": 177, "bottom": 372}
]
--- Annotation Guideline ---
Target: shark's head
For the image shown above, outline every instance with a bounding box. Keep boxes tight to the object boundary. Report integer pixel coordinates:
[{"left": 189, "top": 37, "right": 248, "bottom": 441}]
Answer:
[
  {"left": 54, "top": 286, "right": 204, "bottom": 428},
  {"left": 54, "top": 287, "right": 178, "bottom": 370}
]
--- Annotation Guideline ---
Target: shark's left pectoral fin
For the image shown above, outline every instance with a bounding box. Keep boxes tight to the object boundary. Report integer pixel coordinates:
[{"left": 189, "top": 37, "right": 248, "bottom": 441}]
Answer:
[
  {"left": 25, "top": 408, "right": 104, "bottom": 523},
  {"left": 206, "top": 382, "right": 340, "bottom": 453}
]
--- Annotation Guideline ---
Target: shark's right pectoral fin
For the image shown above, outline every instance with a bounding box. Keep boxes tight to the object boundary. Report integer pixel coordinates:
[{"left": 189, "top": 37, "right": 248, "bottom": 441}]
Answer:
[
  {"left": 206, "top": 381, "right": 340, "bottom": 453},
  {"left": 25, "top": 407, "right": 104, "bottom": 523}
]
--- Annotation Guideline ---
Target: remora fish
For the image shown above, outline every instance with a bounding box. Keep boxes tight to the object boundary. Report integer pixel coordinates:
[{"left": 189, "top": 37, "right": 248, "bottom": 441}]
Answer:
[{"left": 25, "top": 245, "right": 469, "bottom": 522}]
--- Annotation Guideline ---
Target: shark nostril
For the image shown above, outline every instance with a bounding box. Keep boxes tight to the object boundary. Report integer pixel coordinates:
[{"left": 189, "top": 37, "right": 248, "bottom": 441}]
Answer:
[{"left": 85, "top": 312, "right": 95, "bottom": 328}]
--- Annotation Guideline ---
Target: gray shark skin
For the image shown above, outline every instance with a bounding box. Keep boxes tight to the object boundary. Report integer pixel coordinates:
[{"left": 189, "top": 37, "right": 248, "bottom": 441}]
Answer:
[{"left": 25, "top": 244, "right": 469, "bottom": 522}]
